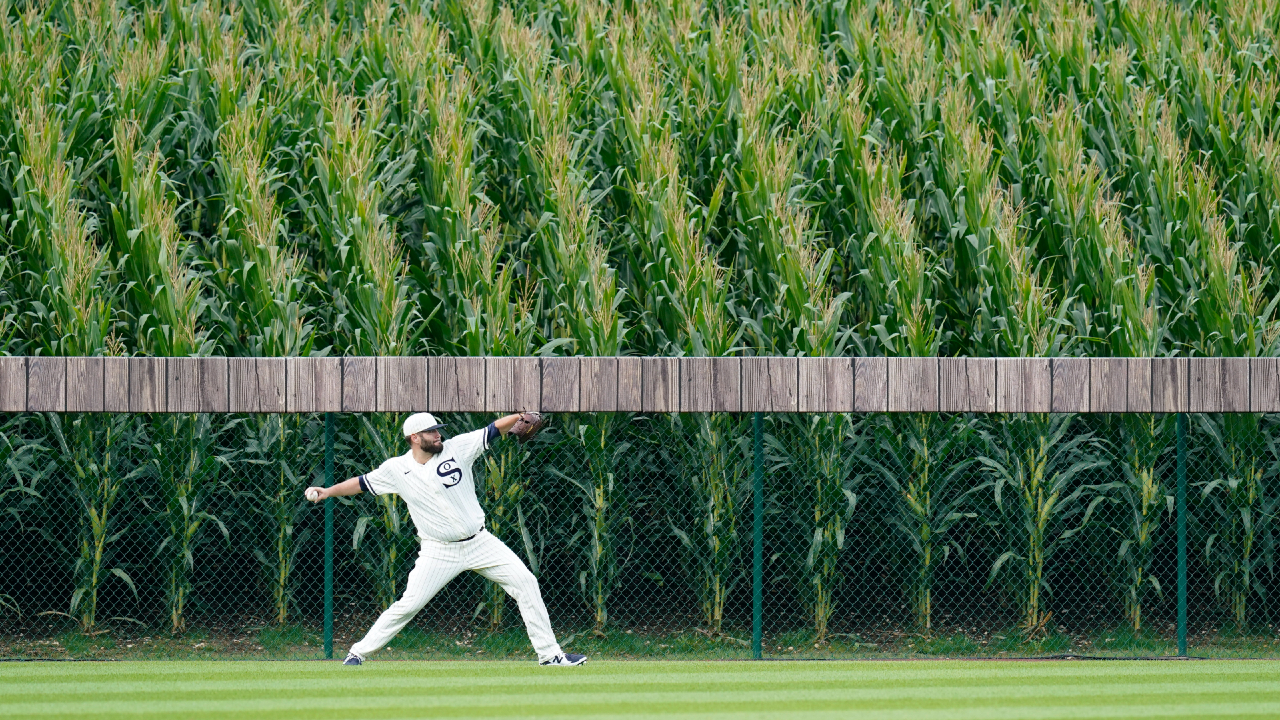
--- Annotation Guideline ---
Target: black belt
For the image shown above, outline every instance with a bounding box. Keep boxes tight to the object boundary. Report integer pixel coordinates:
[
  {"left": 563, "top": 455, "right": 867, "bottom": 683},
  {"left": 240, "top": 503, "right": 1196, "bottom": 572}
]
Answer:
[{"left": 454, "top": 533, "right": 477, "bottom": 543}]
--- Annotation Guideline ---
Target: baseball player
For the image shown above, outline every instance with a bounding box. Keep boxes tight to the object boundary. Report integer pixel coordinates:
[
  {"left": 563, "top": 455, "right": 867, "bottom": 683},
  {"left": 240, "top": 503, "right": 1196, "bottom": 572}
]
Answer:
[{"left": 305, "top": 411, "right": 586, "bottom": 667}]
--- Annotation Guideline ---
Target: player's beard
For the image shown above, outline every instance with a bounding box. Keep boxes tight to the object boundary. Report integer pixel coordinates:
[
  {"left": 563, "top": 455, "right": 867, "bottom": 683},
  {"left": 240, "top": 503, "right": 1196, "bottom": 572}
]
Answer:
[{"left": 421, "top": 436, "right": 444, "bottom": 454}]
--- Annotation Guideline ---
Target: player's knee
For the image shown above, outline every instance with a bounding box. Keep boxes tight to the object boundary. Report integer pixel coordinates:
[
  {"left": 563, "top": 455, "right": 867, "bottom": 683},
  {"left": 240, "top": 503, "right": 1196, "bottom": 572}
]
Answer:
[{"left": 506, "top": 569, "right": 540, "bottom": 600}]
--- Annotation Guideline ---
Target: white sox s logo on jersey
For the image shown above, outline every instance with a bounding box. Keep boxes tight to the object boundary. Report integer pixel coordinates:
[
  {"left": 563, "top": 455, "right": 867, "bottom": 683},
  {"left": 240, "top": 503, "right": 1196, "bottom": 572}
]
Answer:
[{"left": 437, "top": 459, "right": 463, "bottom": 488}]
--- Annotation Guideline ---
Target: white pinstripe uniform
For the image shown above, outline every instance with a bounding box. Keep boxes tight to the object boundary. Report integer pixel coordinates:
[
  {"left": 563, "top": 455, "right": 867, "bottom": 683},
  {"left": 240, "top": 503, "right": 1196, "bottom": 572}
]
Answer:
[{"left": 348, "top": 423, "right": 563, "bottom": 662}]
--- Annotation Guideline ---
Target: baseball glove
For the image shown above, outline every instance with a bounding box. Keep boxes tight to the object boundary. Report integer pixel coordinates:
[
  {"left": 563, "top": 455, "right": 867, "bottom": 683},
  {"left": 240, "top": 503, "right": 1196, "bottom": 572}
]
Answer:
[{"left": 509, "top": 412, "right": 545, "bottom": 444}]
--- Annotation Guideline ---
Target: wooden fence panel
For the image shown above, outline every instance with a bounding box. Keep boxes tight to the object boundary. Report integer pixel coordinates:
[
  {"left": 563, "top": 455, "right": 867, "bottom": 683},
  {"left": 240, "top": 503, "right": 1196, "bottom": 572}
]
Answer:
[
  {"left": 341, "top": 357, "right": 376, "bottom": 412},
  {"left": 853, "top": 357, "right": 887, "bottom": 412},
  {"left": 484, "top": 358, "right": 513, "bottom": 412},
  {"left": 617, "top": 358, "right": 642, "bottom": 412},
  {"left": 0, "top": 357, "right": 23, "bottom": 412},
  {"left": 27, "top": 357, "right": 65, "bottom": 412},
  {"left": 641, "top": 358, "right": 678, "bottom": 413},
  {"left": 1025, "top": 359, "right": 1051, "bottom": 412},
  {"left": 939, "top": 358, "right": 967, "bottom": 413},
  {"left": 1152, "top": 358, "right": 1188, "bottom": 413},
  {"left": 743, "top": 357, "right": 797, "bottom": 412},
  {"left": 1223, "top": 358, "right": 1250, "bottom": 412},
  {"left": 1189, "top": 358, "right": 1223, "bottom": 413},
  {"left": 428, "top": 357, "right": 483, "bottom": 412},
  {"left": 712, "top": 358, "right": 742, "bottom": 412},
  {"left": 129, "top": 357, "right": 166, "bottom": 413},
  {"left": 679, "top": 358, "right": 713, "bottom": 413},
  {"left": 1126, "top": 359, "right": 1152, "bottom": 413},
  {"left": 888, "top": 357, "right": 938, "bottom": 412},
  {"left": 996, "top": 358, "right": 1023, "bottom": 413},
  {"left": 286, "top": 358, "right": 317, "bottom": 413},
  {"left": 198, "top": 358, "right": 230, "bottom": 412},
  {"left": 1251, "top": 358, "right": 1280, "bottom": 413},
  {"left": 580, "top": 357, "right": 618, "bottom": 412},
  {"left": 1089, "top": 358, "right": 1127, "bottom": 413},
  {"left": 541, "top": 358, "right": 580, "bottom": 413},
  {"left": 1051, "top": 358, "right": 1089, "bottom": 413},
  {"left": 799, "top": 357, "right": 851, "bottom": 412},
  {"left": 167, "top": 357, "right": 201, "bottom": 413},
  {"left": 66, "top": 357, "right": 104, "bottom": 413},
  {"left": 103, "top": 358, "right": 127, "bottom": 412},
  {"left": 377, "top": 357, "right": 427, "bottom": 412}
]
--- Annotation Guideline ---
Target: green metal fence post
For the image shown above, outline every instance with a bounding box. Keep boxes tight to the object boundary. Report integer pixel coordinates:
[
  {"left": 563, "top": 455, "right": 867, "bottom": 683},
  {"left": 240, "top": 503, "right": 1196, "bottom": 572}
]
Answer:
[
  {"left": 1177, "top": 412, "right": 1187, "bottom": 657},
  {"left": 752, "top": 411, "right": 763, "bottom": 660},
  {"left": 324, "top": 411, "right": 335, "bottom": 660}
]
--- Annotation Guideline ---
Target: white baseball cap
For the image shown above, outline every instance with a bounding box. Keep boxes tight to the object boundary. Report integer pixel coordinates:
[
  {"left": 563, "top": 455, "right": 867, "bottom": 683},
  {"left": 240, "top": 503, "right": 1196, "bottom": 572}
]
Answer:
[{"left": 402, "top": 412, "right": 445, "bottom": 437}]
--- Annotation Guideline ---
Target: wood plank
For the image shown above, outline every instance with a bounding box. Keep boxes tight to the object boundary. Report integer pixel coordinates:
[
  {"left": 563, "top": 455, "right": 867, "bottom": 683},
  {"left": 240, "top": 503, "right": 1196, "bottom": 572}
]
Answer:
[
  {"left": 166, "top": 357, "right": 201, "bottom": 413},
  {"left": 513, "top": 357, "right": 541, "bottom": 411},
  {"left": 679, "top": 358, "right": 712, "bottom": 412},
  {"left": 798, "top": 357, "right": 828, "bottom": 412},
  {"left": 967, "top": 358, "right": 996, "bottom": 413},
  {"left": 768, "top": 357, "right": 798, "bottom": 412},
  {"left": 827, "top": 357, "right": 854, "bottom": 412},
  {"left": 197, "top": 357, "right": 229, "bottom": 412},
  {"left": 712, "top": 357, "right": 742, "bottom": 412},
  {"left": 1126, "top": 358, "right": 1152, "bottom": 413},
  {"left": 427, "top": 357, "right": 482, "bottom": 412},
  {"left": 1089, "top": 358, "right": 1127, "bottom": 413},
  {"left": 854, "top": 357, "right": 887, "bottom": 412},
  {"left": 617, "top": 357, "right": 642, "bottom": 412},
  {"left": 0, "top": 356, "right": 24, "bottom": 411},
  {"left": 938, "top": 358, "right": 968, "bottom": 413},
  {"left": 128, "top": 357, "right": 165, "bottom": 413},
  {"left": 103, "top": 358, "right": 127, "bottom": 412},
  {"left": 378, "top": 357, "right": 427, "bottom": 411},
  {"left": 744, "top": 357, "right": 798, "bottom": 412},
  {"left": 1250, "top": 358, "right": 1280, "bottom": 413},
  {"left": 229, "top": 358, "right": 256, "bottom": 413},
  {"left": 314, "top": 358, "right": 342, "bottom": 412},
  {"left": 1189, "top": 357, "right": 1223, "bottom": 413},
  {"left": 342, "top": 357, "right": 376, "bottom": 412},
  {"left": 1151, "top": 358, "right": 1188, "bottom": 413},
  {"left": 888, "top": 357, "right": 938, "bottom": 412},
  {"left": 799, "top": 358, "right": 851, "bottom": 412},
  {"left": 452, "top": 358, "right": 485, "bottom": 412},
  {"left": 1050, "top": 358, "right": 1089, "bottom": 413},
  {"left": 580, "top": 357, "right": 618, "bottom": 412},
  {"left": 540, "top": 357, "right": 580, "bottom": 412},
  {"left": 641, "top": 357, "right": 678, "bottom": 413},
  {"left": 996, "top": 358, "right": 1023, "bottom": 412},
  {"left": 484, "top": 357, "right": 514, "bottom": 412},
  {"left": 230, "top": 358, "right": 285, "bottom": 413},
  {"left": 27, "top": 356, "right": 66, "bottom": 412},
  {"left": 1023, "top": 358, "right": 1052, "bottom": 412},
  {"left": 65, "top": 357, "right": 104, "bottom": 413},
  {"left": 741, "top": 358, "right": 769, "bottom": 412},
  {"left": 427, "top": 357, "right": 456, "bottom": 412},
  {"left": 1222, "top": 357, "right": 1250, "bottom": 412},
  {"left": 286, "top": 357, "right": 317, "bottom": 413}
]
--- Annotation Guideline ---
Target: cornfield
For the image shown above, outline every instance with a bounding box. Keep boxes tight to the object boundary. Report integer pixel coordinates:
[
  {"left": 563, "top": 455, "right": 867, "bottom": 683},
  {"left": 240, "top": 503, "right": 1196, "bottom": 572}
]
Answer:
[{"left": 5, "top": 0, "right": 1280, "bottom": 658}]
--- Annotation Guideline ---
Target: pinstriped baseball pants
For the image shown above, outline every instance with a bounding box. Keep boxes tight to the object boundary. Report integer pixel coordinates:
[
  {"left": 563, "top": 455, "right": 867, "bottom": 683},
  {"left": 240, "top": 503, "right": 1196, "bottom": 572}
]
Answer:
[{"left": 349, "top": 529, "right": 563, "bottom": 661}]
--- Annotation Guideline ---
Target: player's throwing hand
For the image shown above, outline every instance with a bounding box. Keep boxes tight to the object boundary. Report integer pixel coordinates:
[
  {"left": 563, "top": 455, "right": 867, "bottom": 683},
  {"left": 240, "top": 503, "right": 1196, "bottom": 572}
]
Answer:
[{"left": 304, "top": 487, "right": 325, "bottom": 502}]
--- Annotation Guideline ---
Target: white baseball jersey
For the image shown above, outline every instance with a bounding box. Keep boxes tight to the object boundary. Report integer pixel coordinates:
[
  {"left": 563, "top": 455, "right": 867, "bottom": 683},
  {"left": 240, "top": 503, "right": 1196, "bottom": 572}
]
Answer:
[{"left": 358, "top": 423, "right": 498, "bottom": 542}]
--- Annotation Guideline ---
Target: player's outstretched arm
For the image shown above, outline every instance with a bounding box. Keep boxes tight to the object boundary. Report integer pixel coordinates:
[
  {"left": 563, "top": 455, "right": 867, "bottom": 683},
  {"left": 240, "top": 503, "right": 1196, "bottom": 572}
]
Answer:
[
  {"left": 492, "top": 413, "right": 523, "bottom": 437},
  {"left": 304, "top": 477, "right": 363, "bottom": 503}
]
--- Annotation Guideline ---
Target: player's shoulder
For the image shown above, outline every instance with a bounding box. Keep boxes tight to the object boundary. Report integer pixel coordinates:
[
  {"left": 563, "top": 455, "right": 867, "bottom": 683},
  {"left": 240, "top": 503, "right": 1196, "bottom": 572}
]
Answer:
[{"left": 380, "top": 452, "right": 413, "bottom": 470}]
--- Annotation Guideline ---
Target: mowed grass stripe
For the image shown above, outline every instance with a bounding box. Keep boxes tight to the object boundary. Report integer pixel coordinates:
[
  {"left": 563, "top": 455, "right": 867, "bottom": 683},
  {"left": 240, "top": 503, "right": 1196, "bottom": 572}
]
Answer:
[{"left": 3, "top": 661, "right": 1279, "bottom": 720}]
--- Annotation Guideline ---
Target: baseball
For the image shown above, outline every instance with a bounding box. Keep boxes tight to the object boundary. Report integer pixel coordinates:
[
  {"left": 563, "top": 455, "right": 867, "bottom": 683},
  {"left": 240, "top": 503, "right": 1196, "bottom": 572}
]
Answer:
[{"left": 305, "top": 487, "right": 321, "bottom": 502}]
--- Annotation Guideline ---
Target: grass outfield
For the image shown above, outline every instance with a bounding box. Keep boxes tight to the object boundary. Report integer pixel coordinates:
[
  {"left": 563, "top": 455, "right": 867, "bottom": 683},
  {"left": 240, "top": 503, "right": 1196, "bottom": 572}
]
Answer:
[{"left": 1, "top": 661, "right": 1279, "bottom": 719}]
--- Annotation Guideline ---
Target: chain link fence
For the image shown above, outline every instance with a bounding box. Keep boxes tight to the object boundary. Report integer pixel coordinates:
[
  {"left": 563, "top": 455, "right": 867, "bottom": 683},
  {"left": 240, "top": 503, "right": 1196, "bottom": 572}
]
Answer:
[{"left": 2, "top": 411, "right": 1277, "bottom": 659}]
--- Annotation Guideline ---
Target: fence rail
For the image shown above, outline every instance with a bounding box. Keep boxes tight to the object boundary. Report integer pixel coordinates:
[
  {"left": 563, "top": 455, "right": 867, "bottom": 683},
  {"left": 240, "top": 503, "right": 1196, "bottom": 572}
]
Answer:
[{"left": 3, "top": 357, "right": 1279, "bottom": 414}]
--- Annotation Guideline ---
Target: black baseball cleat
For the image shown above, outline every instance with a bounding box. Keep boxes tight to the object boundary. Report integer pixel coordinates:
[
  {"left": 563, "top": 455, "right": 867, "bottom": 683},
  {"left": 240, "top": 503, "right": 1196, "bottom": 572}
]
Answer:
[
  {"left": 539, "top": 653, "right": 587, "bottom": 666},
  {"left": 343, "top": 652, "right": 363, "bottom": 665}
]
